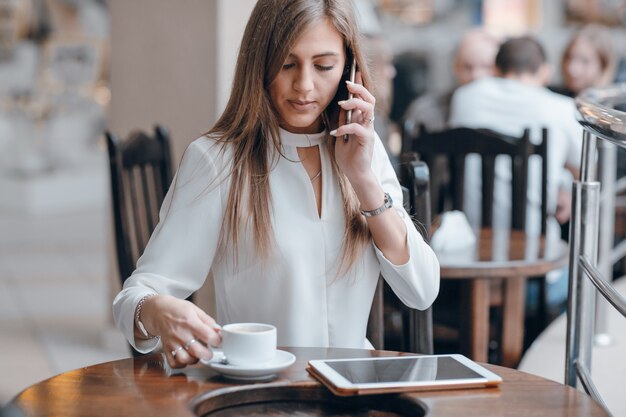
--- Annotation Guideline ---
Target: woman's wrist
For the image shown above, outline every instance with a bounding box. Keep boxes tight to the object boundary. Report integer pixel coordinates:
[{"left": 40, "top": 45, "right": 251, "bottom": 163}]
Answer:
[
  {"left": 135, "top": 294, "right": 159, "bottom": 339},
  {"left": 349, "top": 174, "right": 385, "bottom": 211}
]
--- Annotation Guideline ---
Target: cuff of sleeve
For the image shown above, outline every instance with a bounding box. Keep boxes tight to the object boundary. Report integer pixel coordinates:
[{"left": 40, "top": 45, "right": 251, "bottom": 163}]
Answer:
[{"left": 134, "top": 336, "right": 162, "bottom": 354}]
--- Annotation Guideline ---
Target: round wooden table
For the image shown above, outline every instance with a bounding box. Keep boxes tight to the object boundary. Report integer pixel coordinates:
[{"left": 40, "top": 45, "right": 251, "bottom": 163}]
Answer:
[
  {"left": 434, "top": 228, "right": 569, "bottom": 367},
  {"left": 9, "top": 347, "right": 607, "bottom": 416}
]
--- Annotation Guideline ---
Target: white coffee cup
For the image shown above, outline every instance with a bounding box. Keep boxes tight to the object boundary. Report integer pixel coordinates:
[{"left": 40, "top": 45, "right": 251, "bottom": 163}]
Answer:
[{"left": 220, "top": 323, "right": 277, "bottom": 366}]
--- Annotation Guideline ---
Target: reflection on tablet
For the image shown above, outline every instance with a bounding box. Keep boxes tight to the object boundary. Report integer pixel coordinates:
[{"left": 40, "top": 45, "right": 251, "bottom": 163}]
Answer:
[{"left": 325, "top": 357, "right": 483, "bottom": 384}]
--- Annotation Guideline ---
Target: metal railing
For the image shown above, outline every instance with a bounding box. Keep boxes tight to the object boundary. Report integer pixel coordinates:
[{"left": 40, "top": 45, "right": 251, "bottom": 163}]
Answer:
[{"left": 566, "top": 84, "right": 626, "bottom": 416}]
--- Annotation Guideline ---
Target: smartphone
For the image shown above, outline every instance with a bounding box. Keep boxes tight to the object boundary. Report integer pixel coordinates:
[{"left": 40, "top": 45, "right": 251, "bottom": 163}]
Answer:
[{"left": 343, "top": 57, "right": 357, "bottom": 143}]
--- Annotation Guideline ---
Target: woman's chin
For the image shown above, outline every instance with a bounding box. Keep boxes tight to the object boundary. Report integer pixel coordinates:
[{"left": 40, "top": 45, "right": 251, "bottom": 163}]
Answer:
[{"left": 280, "top": 119, "right": 324, "bottom": 134}]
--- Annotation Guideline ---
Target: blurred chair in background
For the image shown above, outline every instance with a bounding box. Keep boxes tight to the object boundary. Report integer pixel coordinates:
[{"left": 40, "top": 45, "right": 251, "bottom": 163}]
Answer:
[
  {"left": 407, "top": 126, "right": 550, "bottom": 362},
  {"left": 389, "top": 51, "right": 429, "bottom": 126},
  {"left": 106, "top": 125, "right": 173, "bottom": 282},
  {"left": 409, "top": 127, "right": 547, "bottom": 235}
]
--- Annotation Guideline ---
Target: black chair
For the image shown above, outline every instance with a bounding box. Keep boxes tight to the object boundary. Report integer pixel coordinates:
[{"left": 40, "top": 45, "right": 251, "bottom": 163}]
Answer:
[
  {"left": 408, "top": 126, "right": 548, "bottom": 235},
  {"left": 106, "top": 125, "right": 173, "bottom": 356},
  {"left": 405, "top": 126, "right": 551, "bottom": 359},
  {"left": 367, "top": 153, "right": 434, "bottom": 354}
]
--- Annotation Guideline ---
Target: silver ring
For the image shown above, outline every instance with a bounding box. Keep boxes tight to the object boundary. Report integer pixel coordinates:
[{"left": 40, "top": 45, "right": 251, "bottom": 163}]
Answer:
[
  {"left": 171, "top": 345, "right": 184, "bottom": 357},
  {"left": 184, "top": 338, "right": 197, "bottom": 350}
]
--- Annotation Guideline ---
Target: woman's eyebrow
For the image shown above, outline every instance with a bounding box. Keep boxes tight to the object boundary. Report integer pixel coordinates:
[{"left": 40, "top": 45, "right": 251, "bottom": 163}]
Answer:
[{"left": 287, "top": 52, "right": 341, "bottom": 59}]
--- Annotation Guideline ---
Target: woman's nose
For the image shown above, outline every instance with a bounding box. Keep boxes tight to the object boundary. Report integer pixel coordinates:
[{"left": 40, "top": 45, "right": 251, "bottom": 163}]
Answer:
[{"left": 294, "top": 67, "right": 314, "bottom": 92}]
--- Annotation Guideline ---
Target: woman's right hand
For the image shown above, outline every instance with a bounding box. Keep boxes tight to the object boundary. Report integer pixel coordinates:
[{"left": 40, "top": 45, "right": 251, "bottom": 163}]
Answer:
[{"left": 139, "top": 294, "right": 222, "bottom": 368}]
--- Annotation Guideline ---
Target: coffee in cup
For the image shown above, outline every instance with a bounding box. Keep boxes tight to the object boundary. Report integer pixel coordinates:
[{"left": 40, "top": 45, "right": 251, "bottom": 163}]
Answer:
[{"left": 220, "top": 323, "right": 277, "bottom": 366}]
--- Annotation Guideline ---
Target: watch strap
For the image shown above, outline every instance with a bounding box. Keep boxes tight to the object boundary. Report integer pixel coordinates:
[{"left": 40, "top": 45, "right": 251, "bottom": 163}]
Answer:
[{"left": 360, "top": 192, "right": 393, "bottom": 217}]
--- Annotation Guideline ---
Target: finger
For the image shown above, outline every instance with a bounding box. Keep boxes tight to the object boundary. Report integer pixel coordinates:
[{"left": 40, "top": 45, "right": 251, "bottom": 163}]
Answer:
[
  {"left": 184, "top": 338, "right": 213, "bottom": 361},
  {"left": 166, "top": 352, "right": 181, "bottom": 369},
  {"left": 338, "top": 97, "right": 374, "bottom": 117},
  {"left": 172, "top": 342, "right": 200, "bottom": 366},
  {"left": 338, "top": 98, "right": 374, "bottom": 122},
  {"left": 167, "top": 345, "right": 187, "bottom": 368},
  {"left": 197, "top": 308, "right": 220, "bottom": 330},
  {"left": 346, "top": 79, "right": 376, "bottom": 105},
  {"left": 330, "top": 122, "right": 371, "bottom": 139},
  {"left": 190, "top": 311, "right": 222, "bottom": 348}
]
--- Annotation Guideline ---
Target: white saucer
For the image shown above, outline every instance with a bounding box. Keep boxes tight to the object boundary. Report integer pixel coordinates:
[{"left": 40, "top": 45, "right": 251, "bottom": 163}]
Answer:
[{"left": 204, "top": 350, "right": 296, "bottom": 380}]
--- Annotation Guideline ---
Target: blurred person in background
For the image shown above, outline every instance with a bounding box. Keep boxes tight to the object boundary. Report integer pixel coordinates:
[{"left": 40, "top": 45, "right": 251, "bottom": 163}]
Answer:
[
  {"left": 450, "top": 36, "right": 582, "bottom": 239},
  {"left": 0, "top": 0, "right": 109, "bottom": 174},
  {"left": 550, "top": 24, "right": 619, "bottom": 238},
  {"left": 403, "top": 28, "right": 501, "bottom": 135},
  {"left": 43, "top": 0, "right": 109, "bottom": 40},
  {"left": 551, "top": 24, "right": 616, "bottom": 99},
  {"left": 0, "top": 0, "right": 45, "bottom": 96},
  {"left": 0, "top": 0, "right": 47, "bottom": 166}
]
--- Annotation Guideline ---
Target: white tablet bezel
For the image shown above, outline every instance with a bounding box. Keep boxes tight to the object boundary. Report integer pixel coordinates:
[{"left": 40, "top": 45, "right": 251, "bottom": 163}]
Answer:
[{"left": 308, "top": 354, "right": 502, "bottom": 392}]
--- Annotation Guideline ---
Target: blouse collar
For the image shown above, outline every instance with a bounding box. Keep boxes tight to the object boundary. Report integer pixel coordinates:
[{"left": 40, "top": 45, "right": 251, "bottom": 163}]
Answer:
[{"left": 279, "top": 128, "right": 326, "bottom": 147}]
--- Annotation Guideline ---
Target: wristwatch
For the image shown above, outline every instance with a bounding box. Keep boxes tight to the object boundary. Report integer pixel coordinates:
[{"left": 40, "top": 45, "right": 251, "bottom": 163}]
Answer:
[{"left": 360, "top": 192, "right": 393, "bottom": 217}]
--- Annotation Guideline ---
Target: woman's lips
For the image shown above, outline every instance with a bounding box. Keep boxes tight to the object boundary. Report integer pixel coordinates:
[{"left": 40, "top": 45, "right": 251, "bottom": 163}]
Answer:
[{"left": 288, "top": 100, "right": 316, "bottom": 111}]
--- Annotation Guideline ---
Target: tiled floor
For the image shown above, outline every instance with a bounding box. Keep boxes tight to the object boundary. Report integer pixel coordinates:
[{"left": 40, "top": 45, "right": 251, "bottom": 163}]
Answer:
[{"left": 0, "top": 204, "right": 130, "bottom": 406}]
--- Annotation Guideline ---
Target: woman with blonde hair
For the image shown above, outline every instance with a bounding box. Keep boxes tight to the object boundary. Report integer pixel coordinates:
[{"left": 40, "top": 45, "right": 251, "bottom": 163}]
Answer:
[
  {"left": 554, "top": 24, "right": 616, "bottom": 97},
  {"left": 112, "top": 0, "right": 439, "bottom": 369}
]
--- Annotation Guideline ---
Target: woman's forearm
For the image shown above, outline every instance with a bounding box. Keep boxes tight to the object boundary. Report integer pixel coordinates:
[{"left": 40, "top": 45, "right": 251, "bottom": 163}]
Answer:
[{"left": 351, "top": 174, "right": 409, "bottom": 265}]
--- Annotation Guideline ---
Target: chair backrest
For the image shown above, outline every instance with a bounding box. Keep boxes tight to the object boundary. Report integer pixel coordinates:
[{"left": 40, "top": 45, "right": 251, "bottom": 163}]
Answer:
[
  {"left": 368, "top": 153, "right": 434, "bottom": 354},
  {"left": 407, "top": 126, "right": 548, "bottom": 235},
  {"left": 398, "top": 153, "right": 434, "bottom": 354},
  {"left": 106, "top": 125, "right": 173, "bottom": 284}
]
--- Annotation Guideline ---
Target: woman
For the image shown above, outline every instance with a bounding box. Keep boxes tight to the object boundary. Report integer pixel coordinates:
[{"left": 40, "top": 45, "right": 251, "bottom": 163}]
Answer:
[
  {"left": 113, "top": 0, "right": 440, "bottom": 369},
  {"left": 552, "top": 24, "right": 616, "bottom": 98},
  {"left": 550, "top": 24, "right": 617, "bottom": 239}
]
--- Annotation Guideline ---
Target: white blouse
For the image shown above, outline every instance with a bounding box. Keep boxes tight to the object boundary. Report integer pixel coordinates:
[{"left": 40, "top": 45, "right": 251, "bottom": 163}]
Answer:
[{"left": 113, "top": 129, "right": 440, "bottom": 352}]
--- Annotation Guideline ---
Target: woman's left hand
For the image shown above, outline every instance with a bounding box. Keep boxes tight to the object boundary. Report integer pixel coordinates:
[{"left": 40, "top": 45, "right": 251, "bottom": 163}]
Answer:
[{"left": 331, "top": 73, "right": 377, "bottom": 186}]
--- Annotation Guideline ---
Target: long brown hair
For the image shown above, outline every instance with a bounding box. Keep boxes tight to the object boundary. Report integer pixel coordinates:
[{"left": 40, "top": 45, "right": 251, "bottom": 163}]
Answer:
[
  {"left": 562, "top": 24, "right": 616, "bottom": 90},
  {"left": 208, "top": 0, "right": 371, "bottom": 272}
]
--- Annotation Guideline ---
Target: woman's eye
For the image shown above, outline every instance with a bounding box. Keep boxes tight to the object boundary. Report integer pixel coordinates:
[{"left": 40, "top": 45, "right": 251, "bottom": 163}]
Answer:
[
  {"left": 282, "top": 63, "right": 296, "bottom": 70},
  {"left": 316, "top": 65, "right": 334, "bottom": 72}
]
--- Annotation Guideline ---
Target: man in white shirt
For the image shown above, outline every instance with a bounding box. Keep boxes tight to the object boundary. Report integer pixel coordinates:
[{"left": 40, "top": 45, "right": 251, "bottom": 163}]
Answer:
[
  {"left": 448, "top": 36, "right": 583, "bottom": 316},
  {"left": 449, "top": 35, "right": 582, "bottom": 241}
]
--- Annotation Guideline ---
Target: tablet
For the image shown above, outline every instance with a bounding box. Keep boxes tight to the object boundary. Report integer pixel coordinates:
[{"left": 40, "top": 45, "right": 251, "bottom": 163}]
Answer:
[{"left": 307, "top": 354, "right": 502, "bottom": 396}]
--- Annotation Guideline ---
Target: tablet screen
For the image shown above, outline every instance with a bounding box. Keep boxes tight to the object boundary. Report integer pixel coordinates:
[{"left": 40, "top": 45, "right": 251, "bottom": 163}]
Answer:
[{"left": 324, "top": 356, "right": 483, "bottom": 384}]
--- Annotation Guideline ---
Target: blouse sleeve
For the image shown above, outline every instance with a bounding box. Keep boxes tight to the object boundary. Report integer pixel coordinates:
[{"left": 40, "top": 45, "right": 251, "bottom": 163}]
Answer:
[
  {"left": 112, "top": 138, "right": 224, "bottom": 352},
  {"left": 370, "top": 134, "right": 440, "bottom": 310}
]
